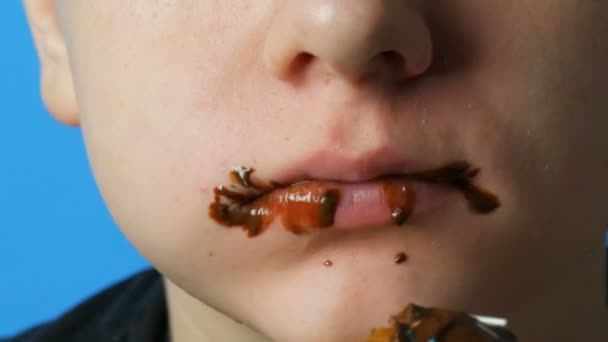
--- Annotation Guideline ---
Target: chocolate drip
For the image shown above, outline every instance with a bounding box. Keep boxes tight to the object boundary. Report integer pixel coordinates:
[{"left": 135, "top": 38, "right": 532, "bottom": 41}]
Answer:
[
  {"left": 382, "top": 180, "right": 413, "bottom": 226},
  {"left": 391, "top": 208, "right": 409, "bottom": 225},
  {"left": 209, "top": 162, "right": 499, "bottom": 237},
  {"left": 394, "top": 252, "right": 408, "bottom": 264},
  {"left": 318, "top": 189, "right": 341, "bottom": 227}
]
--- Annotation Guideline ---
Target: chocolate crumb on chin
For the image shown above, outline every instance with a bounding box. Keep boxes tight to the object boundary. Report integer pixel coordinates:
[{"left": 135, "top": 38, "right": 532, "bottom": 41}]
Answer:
[
  {"left": 366, "top": 304, "right": 518, "bottom": 342},
  {"left": 394, "top": 252, "right": 408, "bottom": 264}
]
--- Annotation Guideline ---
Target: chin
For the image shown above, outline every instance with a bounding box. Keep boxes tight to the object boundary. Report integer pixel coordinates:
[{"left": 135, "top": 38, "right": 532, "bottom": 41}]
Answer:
[{"left": 242, "top": 249, "right": 448, "bottom": 342}]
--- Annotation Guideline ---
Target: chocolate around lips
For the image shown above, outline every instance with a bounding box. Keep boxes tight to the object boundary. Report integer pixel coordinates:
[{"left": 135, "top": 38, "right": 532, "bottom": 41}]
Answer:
[
  {"left": 208, "top": 166, "right": 511, "bottom": 341},
  {"left": 208, "top": 161, "right": 499, "bottom": 237}
]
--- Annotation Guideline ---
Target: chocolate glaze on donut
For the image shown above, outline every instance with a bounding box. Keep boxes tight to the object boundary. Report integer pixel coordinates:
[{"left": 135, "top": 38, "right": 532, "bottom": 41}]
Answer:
[
  {"left": 367, "top": 304, "right": 518, "bottom": 342},
  {"left": 209, "top": 161, "right": 499, "bottom": 237}
]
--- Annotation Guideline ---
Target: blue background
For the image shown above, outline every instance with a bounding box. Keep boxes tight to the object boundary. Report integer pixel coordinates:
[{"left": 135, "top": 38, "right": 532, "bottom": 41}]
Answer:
[{"left": 0, "top": 3, "right": 150, "bottom": 337}]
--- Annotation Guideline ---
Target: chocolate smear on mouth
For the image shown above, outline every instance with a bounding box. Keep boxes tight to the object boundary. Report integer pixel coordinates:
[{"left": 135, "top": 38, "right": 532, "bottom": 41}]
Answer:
[
  {"left": 406, "top": 162, "right": 500, "bottom": 214},
  {"left": 318, "top": 189, "right": 341, "bottom": 226},
  {"left": 210, "top": 175, "right": 342, "bottom": 237},
  {"left": 209, "top": 162, "right": 500, "bottom": 237}
]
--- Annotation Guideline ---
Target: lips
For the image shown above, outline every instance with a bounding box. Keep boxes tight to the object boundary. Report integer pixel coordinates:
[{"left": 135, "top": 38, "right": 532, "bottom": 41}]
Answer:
[
  {"left": 265, "top": 151, "right": 460, "bottom": 230},
  {"left": 269, "top": 149, "right": 432, "bottom": 184},
  {"left": 332, "top": 178, "right": 453, "bottom": 229},
  {"left": 209, "top": 154, "right": 499, "bottom": 237}
]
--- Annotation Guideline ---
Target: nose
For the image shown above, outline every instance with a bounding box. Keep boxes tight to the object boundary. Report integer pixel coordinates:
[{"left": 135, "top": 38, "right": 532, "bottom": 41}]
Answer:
[{"left": 263, "top": 0, "right": 434, "bottom": 84}]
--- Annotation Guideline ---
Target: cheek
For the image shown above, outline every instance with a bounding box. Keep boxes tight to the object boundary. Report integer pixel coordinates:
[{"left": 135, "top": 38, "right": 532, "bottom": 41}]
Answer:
[
  {"left": 67, "top": 20, "right": 245, "bottom": 283},
  {"left": 68, "top": 2, "right": 308, "bottom": 300}
]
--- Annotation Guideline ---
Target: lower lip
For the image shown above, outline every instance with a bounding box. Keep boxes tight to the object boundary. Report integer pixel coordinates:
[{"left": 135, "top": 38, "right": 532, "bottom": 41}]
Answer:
[{"left": 332, "top": 180, "right": 454, "bottom": 230}]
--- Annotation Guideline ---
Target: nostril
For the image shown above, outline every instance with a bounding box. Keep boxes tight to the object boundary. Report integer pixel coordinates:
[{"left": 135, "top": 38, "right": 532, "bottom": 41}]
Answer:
[
  {"left": 288, "top": 52, "right": 315, "bottom": 77},
  {"left": 376, "top": 51, "right": 405, "bottom": 68},
  {"left": 368, "top": 50, "right": 407, "bottom": 79},
  {"left": 263, "top": 1, "right": 433, "bottom": 83}
]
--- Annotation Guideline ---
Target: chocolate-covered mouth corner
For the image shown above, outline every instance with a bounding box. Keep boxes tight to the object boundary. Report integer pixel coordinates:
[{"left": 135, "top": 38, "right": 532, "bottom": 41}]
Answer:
[{"left": 208, "top": 161, "right": 500, "bottom": 237}]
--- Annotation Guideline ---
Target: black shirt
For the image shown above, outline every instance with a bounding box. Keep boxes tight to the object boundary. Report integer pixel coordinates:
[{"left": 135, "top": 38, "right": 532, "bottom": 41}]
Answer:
[{"left": 1, "top": 269, "right": 169, "bottom": 342}]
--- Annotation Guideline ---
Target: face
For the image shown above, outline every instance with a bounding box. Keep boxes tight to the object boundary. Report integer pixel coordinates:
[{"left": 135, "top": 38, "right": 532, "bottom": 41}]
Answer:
[{"left": 27, "top": 1, "right": 608, "bottom": 340}]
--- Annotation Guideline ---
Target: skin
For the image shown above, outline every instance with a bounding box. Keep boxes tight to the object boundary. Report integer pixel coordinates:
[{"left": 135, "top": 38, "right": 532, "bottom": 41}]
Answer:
[{"left": 23, "top": 1, "right": 608, "bottom": 341}]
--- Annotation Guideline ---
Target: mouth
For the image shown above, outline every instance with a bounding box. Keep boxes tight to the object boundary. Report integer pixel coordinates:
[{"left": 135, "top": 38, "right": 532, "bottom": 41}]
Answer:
[{"left": 209, "top": 161, "right": 499, "bottom": 237}]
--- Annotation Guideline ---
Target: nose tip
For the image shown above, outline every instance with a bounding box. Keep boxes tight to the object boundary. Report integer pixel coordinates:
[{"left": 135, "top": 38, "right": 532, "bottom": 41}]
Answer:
[{"left": 263, "top": 0, "right": 433, "bottom": 83}]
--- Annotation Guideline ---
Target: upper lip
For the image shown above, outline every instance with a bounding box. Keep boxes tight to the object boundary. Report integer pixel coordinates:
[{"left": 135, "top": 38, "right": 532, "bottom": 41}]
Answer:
[{"left": 269, "top": 147, "right": 446, "bottom": 186}]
